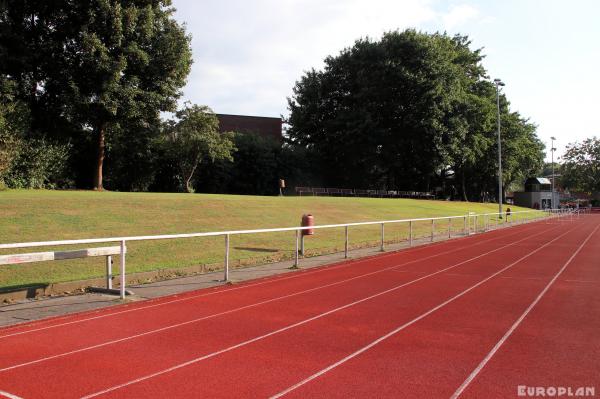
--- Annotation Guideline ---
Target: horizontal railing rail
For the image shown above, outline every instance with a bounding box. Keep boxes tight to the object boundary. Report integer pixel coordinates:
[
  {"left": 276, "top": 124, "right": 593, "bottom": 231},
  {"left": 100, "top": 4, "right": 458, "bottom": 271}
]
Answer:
[
  {"left": 0, "top": 210, "right": 555, "bottom": 249},
  {"left": 0, "top": 208, "right": 581, "bottom": 299}
]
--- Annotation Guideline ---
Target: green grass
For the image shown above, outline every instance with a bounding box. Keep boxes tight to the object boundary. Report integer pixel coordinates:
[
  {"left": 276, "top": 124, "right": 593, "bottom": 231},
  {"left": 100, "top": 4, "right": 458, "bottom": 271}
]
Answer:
[{"left": 0, "top": 190, "right": 538, "bottom": 288}]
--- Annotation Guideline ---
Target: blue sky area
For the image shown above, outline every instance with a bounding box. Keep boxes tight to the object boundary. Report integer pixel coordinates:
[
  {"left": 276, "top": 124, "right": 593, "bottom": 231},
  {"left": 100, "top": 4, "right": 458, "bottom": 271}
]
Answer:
[{"left": 171, "top": 0, "right": 600, "bottom": 160}]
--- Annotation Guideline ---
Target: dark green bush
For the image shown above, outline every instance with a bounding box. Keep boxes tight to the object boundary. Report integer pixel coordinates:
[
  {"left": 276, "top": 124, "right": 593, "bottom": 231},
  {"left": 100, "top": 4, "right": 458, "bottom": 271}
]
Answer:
[{"left": 3, "top": 138, "right": 73, "bottom": 189}]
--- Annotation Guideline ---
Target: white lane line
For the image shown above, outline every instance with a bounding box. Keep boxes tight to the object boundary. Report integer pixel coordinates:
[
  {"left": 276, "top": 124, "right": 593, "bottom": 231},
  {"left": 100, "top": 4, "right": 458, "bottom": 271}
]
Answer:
[
  {"left": 1, "top": 225, "right": 511, "bottom": 336},
  {"left": 268, "top": 223, "right": 583, "bottom": 399},
  {"left": 0, "top": 230, "right": 483, "bottom": 337},
  {"left": 78, "top": 224, "right": 571, "bottom": 399},
  {"left": 0, "top": 390, "right": 23, "bottom": 399},
  {"left": 451, "top": 222, "right": 600, "bottom": 399},
  {"left": 444, "top": 273, "right": 546, "bottom": 282},
  {"left": 0, "top": 223, "right": 557, "bottom": 373},
  {"left": 0, "top": 222, "right": 536, "bottom": 340}
]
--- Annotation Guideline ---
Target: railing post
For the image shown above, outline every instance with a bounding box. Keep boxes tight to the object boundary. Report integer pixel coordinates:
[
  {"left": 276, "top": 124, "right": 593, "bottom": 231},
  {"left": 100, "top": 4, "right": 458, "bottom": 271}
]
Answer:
[
  {"left": 344, "top": 226, "right": 349, "bottom": 258},
  {"left": 448, "top": 218, "right": 451, "bottom": 238},
  {"left": 464, "top": 216, "right": 467, "bottom": 235},
  {"left": 474, "top": 215, "right": 478, "bottom": 234},
  {"left": 409, "top": 221, "right": 413, "bottom": 247},
  {"left": 294, "top": 230, "right": 299, "bottom": 267},
  {"left": 106, "top": 255, "right": 112, "bottom": 290},
  {"left": 380, "top": 223, "right": 385, "bottom": 252},
  {"left": 224, "top": 234, "right": 230, "bottom": 281},
  {"left": 431, "top": 219, "right": 434, "bottom": 242},
  {"left": 119, "top": 240, "right": 126, "bottom": 300}
]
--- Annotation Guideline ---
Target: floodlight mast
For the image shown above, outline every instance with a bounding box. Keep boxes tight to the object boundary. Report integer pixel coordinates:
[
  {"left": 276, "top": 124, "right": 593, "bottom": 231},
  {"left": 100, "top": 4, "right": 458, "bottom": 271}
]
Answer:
[
  {"left": 551, "top": 136, "right": 556, "bottom": 209},
  {"left": 494, "top": 79, "right": 505, "bottom": 217}
]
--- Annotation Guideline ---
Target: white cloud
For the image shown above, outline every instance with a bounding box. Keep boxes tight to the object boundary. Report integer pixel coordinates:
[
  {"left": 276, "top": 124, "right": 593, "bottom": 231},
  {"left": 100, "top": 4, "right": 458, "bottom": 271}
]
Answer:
[
  {"left": 172, "top": 0, "right": 438, "bottom": 116},
  {"left": 442, "top": 4, "right": 479, "bottom": 30},
  {"left": 169, "top": 0, "right": 600, "bottom": 162}
]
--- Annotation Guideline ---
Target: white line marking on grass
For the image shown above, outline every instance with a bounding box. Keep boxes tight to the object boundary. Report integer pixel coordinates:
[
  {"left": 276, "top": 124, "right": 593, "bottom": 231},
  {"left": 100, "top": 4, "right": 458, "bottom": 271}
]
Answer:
[
  {"left": 269, "top": 224, "right": 583, "bottom": 399},
  {"left": 0, "top": 223, "right": 538, "bottom": 340},
  {"left": 0, "top": 223, "right": 558, "bottom": 373},
  {"left": 451, "top": 222, "right": 600, "bottom": 399},
  {"left": 0, "top": 390, "right": 23, "bottom": 399},
  {"left": 78, "top": 224, "right": 572, "bottom": 399}
]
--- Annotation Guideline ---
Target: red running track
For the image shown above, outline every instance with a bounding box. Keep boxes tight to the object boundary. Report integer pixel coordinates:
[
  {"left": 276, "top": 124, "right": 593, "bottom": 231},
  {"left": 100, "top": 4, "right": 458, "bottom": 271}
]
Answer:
[{"left": 0, "top": 215, "right": 598, "bottom": 398}]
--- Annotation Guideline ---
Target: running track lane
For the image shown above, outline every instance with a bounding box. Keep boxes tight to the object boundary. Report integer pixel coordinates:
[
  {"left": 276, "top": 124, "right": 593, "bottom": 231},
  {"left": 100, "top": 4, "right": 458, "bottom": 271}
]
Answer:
[
  {"left": 0, "top": 222, "right": 562, "bottom": 397},
  {"left": 457, "top": 215, "right": 600, "bottom": 398},
  {"left": 0, "top": 217, "right": 581, "bottom": 398},
  {"left": 269, "top": 217, "right": 599, "bottom": 398},
  {"left": 0, "top": 220, "right": 547, "bottom": 367},
  {"left": 0, "top": 219, "right": 540, "bottom": 339},
  {"left": 74, "top": 218, "right": 587, "bottom": 399}
]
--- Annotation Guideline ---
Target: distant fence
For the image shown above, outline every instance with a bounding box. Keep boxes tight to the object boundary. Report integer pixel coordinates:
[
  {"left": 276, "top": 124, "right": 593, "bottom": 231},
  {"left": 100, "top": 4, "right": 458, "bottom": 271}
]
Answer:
[
  {"left": 295, "top": 187, "right": 435, "bottom": 199},
  {"left": 0, "top": 209, "right": 581, "bottom": 300}
]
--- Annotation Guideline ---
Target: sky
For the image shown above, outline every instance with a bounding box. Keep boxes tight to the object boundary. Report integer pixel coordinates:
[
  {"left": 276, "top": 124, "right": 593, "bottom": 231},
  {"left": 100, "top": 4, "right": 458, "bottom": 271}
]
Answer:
[{"left": 170, "top": 0, "right": 600, "bottom": 161}]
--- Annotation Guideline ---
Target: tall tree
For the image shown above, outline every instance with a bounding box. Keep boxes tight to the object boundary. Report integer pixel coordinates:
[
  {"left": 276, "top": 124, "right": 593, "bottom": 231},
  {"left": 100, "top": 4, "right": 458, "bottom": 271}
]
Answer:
[
  {"left": 0, "top": 0, "right": 192, "bottom": 189},
  {"left": 163, "top": 104, "right": 236, "bottom": 193},
  {"left": 562, "top": 137, "right": 600, "bottom": 193},
  {"left": 287, "top": 29, "right": 545, "bottom": 200},
  {"left": 287, "top": 30, "right": 487, "bottom": 190}
]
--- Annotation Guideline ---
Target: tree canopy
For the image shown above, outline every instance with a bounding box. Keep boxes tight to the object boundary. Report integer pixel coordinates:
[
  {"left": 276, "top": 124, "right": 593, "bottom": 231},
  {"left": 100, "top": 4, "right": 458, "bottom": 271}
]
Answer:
[
  {"left": 1, "top": 15, "right": 548, "bottom": 200},
  {"left": 561, "top": 137, "right": 600, "bottom": 193},
  {"left": 162, "top": 104, "right": 236, "bottom": 193},
  {"left": 287, "top": 30, "right": 544, "bottom": 201},
  {"left": 0, "top": 0, "right": 192, "bottom": 189}
]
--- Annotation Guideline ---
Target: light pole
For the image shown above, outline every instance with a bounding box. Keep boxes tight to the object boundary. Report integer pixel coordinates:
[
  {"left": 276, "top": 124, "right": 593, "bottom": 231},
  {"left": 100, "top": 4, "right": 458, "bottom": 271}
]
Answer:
[
  {"left": 494, "top": 79, "right": 505, "bottom": 217},
  {"left": 550, "top": 136, "right": 556, "bottom": 209}
]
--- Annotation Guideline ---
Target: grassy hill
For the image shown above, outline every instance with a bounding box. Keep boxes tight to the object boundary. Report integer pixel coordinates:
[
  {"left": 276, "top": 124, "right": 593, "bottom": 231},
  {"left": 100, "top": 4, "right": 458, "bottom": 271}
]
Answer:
[{"left": 0, "top": 190, "right": 534, "bottom": 288}]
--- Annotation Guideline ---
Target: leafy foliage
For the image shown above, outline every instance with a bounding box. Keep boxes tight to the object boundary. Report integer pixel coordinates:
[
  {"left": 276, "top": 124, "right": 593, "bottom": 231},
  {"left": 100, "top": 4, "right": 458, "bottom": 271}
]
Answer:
[
  {"left": 0, "top": 0, "right": 192, "bottom": 189},
  {"left": 0, "top": 76, "right": 30, "bottom": 184},
  {"left": 196, "top": 133, "right": 317, "bottom": 196},
  {"left": 162, "top": 104, "right": 236, "bottom": 193},
  {"left": 561, "top": 137, "right": 600, "bottom": 193},
  {"left": 287, "top": 30, "right": 545, "bottom": 201},
  {"left": 1, "top": 14, "right": 546, "bottom": 199},
  {"left": 2, "top": 138, "right": 72, "bottom": 189}
]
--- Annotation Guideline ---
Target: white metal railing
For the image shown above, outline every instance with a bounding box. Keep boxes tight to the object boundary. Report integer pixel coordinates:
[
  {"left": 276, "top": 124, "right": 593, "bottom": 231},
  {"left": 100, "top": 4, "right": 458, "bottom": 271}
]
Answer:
[{"left": 0, "top": 208, "right": 580, "bottom": 299}]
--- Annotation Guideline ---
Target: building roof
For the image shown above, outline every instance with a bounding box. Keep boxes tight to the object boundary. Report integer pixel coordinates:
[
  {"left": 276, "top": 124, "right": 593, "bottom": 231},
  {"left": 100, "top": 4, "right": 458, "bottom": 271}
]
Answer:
[{"left": 525, "top": 177, "right": 551, "bottom": 185}]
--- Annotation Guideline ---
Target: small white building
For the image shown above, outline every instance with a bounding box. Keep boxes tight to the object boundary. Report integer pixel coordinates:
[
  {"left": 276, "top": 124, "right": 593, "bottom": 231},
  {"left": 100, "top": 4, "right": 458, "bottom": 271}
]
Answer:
[{"left": 513, "top": 177, "right": 560, "bottom": 209}]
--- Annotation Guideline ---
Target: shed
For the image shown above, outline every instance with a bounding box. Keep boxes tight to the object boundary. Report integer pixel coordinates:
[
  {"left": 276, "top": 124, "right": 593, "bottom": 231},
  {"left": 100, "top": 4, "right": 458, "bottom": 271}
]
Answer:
[
  {"left": 514, "top": 177, "right": 559, "bottom": 209},
  {"left": 524, "top": 177, "right": 551, "bottom": 192}
]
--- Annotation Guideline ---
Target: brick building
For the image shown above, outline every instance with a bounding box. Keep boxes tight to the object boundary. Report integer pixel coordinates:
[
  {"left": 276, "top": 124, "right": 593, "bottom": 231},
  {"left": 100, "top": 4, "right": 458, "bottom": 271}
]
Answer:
[{"left": 216, "top": 114, "right": 282, "bottom": 141}]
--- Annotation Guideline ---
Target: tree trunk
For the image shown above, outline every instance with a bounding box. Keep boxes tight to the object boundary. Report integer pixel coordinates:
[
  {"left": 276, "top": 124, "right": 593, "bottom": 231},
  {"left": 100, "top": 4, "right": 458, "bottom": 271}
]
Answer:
[
  {"left": 185, "top": 169, "right": 195, "bottom": 193},
  {"left": 461, "top": 169, "right": 469, "bottom": 202},
  {"left": 93, "top": 123, "right": 106, "bottom": 190},
  {"left": 184, "top": 155, "right": 201, "bottom": 193}
]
